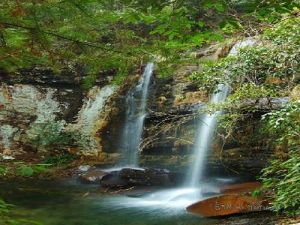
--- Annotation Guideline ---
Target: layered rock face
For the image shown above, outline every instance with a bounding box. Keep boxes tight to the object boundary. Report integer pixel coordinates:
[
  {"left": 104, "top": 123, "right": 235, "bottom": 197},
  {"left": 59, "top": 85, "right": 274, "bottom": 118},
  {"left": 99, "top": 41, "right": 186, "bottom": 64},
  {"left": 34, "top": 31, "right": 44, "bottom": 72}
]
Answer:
[
  {"left": 0, "top": 68, "right": 116, "bottom": 156},
  {"left": 0, "top": 83, "right": 82, "bottom": 153},
  {"left": 0, "top": 41, "right": 286, "bottom": 177},
  {"left": 100, "top": 41, "right": 286, "bottom": 176}
]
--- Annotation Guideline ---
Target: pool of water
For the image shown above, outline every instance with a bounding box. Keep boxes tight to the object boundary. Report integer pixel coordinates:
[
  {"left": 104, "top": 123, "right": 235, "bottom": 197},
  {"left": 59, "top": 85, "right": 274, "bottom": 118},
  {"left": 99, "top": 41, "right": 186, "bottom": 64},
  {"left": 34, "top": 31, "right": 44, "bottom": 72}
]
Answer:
[{"left": 0, "top": 180, "right": 222, "bottom": 225}]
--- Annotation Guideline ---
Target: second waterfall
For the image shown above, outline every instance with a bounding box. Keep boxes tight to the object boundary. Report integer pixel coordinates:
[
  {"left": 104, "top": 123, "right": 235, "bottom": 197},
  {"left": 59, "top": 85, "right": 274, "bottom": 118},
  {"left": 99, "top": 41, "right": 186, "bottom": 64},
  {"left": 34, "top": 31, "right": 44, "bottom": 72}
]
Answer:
[{"left": 120, "top": 63, "right": 154, "bottom": 167}]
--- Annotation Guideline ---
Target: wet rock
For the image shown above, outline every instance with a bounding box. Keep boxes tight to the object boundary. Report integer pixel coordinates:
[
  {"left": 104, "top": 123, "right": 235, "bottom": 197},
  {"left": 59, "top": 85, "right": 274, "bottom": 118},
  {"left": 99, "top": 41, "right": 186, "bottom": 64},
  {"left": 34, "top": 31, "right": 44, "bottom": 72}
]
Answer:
[
  {"left": 100, "top": 171, "right": 129, "bottom": 188},
  {"left": 0, "top": 83, "right": 84, "bottom": 153},
  {"left": 100, "top": 168, "right": 175, "bottom": 189},
  {"left": 208, "top": 147, "right": 273, "bottom": 176},
  {"left": 1, "top": 154, "right": 15, "bottom": 160},
  {"left": 0, "top": 67, "right": 80, "bottom": 87},
  {"left": 191, "top": 42, "right": 233, "bottom": 60},
  {"left": 119, "top": 168, "right": 171, "bottom": 186},
  {"left": 239, "top": 97, "right": 289, "bottom": 111},
  {"left": 79, "top": 170, "right": 108, "bottom": 184},
  {"left": 187, "top": 194, "right": 269, "bottom": 217},
  {"left": 78, "top": 165, "right": 91, "bottom": 172}
]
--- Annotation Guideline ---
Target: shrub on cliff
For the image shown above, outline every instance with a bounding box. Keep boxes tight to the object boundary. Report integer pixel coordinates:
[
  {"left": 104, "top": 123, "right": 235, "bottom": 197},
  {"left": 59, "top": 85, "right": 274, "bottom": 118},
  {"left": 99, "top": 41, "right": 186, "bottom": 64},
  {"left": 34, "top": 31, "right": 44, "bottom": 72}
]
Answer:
[
  {"left": 190, "top": 15, "right": 300, "bottom": 132},
  {"left": 190, "top": 15, "right": 300, "bottom": 92},
  {"left": 261, "top": 101, "right": 300, "bottom": 216}
]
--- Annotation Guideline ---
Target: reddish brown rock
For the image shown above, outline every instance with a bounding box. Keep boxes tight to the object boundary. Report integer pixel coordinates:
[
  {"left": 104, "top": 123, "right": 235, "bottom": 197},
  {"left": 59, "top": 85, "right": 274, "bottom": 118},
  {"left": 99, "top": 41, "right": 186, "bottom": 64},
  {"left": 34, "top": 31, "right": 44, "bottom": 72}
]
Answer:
[
  {"left": 220, "top": 182, "right": 262, "bottom": 194},
  {"left": 187, "top": 194, "right": 269, "bottom": 217}
]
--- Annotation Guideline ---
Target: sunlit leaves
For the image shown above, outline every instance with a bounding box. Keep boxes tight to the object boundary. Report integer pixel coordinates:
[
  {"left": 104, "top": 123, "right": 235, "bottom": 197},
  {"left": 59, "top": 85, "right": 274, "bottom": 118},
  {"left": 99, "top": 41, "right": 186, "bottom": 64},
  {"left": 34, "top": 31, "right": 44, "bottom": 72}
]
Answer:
[
  {"left": 0, "top": 0, "right": 298, "bottom": 86},
  {"left": 2, "top": 28, "right": 28, "bottom": 48},
  {"left": 261, "top": 149, "right": 300, "bottom": 215}
]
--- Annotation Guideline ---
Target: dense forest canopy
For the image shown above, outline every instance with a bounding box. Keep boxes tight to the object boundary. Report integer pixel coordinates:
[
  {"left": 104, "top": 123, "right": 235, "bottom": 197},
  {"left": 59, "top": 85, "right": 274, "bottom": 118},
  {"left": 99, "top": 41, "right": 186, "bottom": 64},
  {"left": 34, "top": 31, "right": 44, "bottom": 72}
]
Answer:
[{"left": 1, "top": 0, "right": 299, "bottom": 87}]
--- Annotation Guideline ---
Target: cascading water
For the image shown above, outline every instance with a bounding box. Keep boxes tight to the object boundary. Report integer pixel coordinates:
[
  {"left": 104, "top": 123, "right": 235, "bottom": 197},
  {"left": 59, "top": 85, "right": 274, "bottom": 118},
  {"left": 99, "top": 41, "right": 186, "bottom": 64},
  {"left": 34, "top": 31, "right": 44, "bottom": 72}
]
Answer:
[
  {"left": 110, "top": 39, "right": 258, "bottom": 209},
  {"left": 120, "top": 63, "right": 154, "bottom": 167},
  {"left": 187, "top": 84, "right": 230, "bottom": 188},
  {"left": 187, "top": 37, "right": 257, "bottom": 190}
]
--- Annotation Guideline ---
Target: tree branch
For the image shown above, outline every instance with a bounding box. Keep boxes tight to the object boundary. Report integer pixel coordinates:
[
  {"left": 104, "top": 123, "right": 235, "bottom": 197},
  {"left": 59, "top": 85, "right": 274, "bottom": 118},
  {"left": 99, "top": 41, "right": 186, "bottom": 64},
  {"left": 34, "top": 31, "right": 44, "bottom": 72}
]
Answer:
[{"left": 1, "top": 21, "right": 122, "bottom": 53}]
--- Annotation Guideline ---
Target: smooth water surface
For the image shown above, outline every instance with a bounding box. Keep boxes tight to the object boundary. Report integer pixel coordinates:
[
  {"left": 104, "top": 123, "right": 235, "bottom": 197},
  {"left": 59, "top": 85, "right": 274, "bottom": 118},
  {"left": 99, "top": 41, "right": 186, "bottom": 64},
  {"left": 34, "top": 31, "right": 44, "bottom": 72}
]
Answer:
[{"left": 0, "top": 181, "right": 219, "bottom": 225}]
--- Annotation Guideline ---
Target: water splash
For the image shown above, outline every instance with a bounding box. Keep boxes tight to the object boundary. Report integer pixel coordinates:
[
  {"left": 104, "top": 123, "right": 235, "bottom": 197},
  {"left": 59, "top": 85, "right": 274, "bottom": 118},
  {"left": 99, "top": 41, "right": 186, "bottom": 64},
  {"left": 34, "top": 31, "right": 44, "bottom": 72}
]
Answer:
[
  {"left": 187, "top": 37, "right": 257, "bottom": 189},
  {"left": 120, "top": 63, "right": 154, "bottom": 167},
  {"left": 108, "top": 39, "right": 258, "bottom": 210}
]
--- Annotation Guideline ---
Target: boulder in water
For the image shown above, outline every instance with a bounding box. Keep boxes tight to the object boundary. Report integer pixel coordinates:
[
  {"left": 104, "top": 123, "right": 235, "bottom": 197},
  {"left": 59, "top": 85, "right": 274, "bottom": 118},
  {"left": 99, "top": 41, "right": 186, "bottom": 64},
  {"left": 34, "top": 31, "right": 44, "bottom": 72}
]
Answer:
[
  {"left": 187, "top": 194, "right": 269, "bottom": 217},
  {"left": 100, "top": 171, "right": 129, "bottom": 188},
  {"left": 79, "top": 170, "right": 108, "bottom": 184},
  {"left": 119, "top": 168, "right": 171, "bottom": 186},
  {"left": 78, "top": 165, "right": 91, "bottom": 172},
  {"left": 100, "top": 168, "right": 173, "bottom": 188}
]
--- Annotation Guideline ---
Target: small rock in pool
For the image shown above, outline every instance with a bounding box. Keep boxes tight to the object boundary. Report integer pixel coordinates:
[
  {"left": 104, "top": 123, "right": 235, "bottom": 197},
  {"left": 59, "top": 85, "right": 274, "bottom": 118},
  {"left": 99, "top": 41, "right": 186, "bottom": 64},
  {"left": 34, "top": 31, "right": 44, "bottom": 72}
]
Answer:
[
  {"left": 79, "top": 170, "right": 107, "bottom": 184},
  {"left": 78, "top": 165, "right": 91, "bottom": 172}
]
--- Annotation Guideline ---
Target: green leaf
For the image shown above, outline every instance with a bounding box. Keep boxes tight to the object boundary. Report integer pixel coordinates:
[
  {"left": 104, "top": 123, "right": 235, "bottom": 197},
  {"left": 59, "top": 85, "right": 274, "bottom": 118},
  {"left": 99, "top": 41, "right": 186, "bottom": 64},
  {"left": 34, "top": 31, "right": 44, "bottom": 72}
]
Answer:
[{"left": 16, "top": 165, "right": 34, "bottom": 177}]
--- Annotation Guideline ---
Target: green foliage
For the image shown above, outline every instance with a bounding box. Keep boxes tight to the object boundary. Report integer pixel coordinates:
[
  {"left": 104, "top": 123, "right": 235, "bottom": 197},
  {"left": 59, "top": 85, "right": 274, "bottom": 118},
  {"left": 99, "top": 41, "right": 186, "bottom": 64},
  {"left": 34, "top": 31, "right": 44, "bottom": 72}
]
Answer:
[
  {"left": 1, "top": 0, "right": 297, "bottom": 85},
  {"left": 0, "top": 198, "right": 42, "bottom": 225},
  {"left": 262, "top": 101, "right": 300, "bottom": 146},
  {"left": 26, "top": 121, "right": 74, "bottom": 151},
  {"left": 0, "top": 198, "right": 11, "bottom": 215},
  {"left": 263, "top": 14, "right": 300, "bottom": 45},
  {"left": 251, "top": 0, "right": 299, "bottom": 23},
  {"left": 229, "top": 83, "right": 276, "bottom": 101},
  {"left": 15, "top": 163, "right": 51, "bottom": 177},
  {"left": 0, "top": 165, "right": 7, "bottom": 175},
  {"left": 189, "top": 16, "right": 300, "bottom": 138},
  {"left": 190, "top": 56, "right": 236, "bottom": 91},
  {"left": 260, "top": 150, "right": 300, "bottom": 215},
  {"left": 16, "top": 165, "right": 34, "bottom": 177},
  {"left": 0, "top": 0, "right": 261, "bottom": 84},
  {"left": 217, "top": 112, "right": 242, "bottom": 135},
  {"left": 191, "top": 43, "right": 298, "bottom": 92},
  {"left": 215, "top": 83, "right": 275, "bottom": 133},
  {"left": 191, "top": 16, "right": 300, "bottom": 91},
  {"left": 43, "top": 154, "right": 77, "bottom": 166},
  {"left": 259, "top": 100, "right": 300, "bottom": 215}
]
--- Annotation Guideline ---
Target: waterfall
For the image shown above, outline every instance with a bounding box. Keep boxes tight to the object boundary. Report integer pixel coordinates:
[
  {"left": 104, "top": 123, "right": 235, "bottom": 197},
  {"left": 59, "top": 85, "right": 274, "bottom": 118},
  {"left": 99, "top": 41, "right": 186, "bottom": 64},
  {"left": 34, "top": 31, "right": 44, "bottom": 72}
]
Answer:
[
  {"left": 187, "top": 37, "right": 257, "bottom": 189},
  {"left": 188, "top": 84, "right": 230, "bottom": 187},
  {"left": 120, "top": 63, "right": 154, "bottom": 167},
  {"left": 96, "top": 39, "right": 259, "bottom": 211}
]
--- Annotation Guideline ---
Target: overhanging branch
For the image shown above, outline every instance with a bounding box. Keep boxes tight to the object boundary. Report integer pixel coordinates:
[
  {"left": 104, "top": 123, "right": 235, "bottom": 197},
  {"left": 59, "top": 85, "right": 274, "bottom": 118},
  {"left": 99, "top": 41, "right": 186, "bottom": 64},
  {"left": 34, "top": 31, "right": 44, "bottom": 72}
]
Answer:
[{"left": 1, "top": 21, "right": 122, "bottom": 53}]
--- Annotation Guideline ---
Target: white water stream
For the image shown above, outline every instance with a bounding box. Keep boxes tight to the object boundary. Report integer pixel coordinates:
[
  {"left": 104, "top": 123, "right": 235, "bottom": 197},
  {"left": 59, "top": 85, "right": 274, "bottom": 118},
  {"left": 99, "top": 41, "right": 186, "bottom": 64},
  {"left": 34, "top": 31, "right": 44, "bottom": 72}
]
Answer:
[
  {"left": 120, "top": 63, "right": 154, "bottom": 166},
  {"left": 110, "top": 38, "right": 258, "bottom": 210}
]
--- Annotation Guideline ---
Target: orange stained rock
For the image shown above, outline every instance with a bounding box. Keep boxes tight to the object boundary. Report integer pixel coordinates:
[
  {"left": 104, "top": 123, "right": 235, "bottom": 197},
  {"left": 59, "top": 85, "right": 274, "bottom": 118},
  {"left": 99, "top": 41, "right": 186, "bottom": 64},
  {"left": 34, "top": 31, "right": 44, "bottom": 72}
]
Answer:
[{"left": 187, "top": 194, "right": 269, "bottom": 217}]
